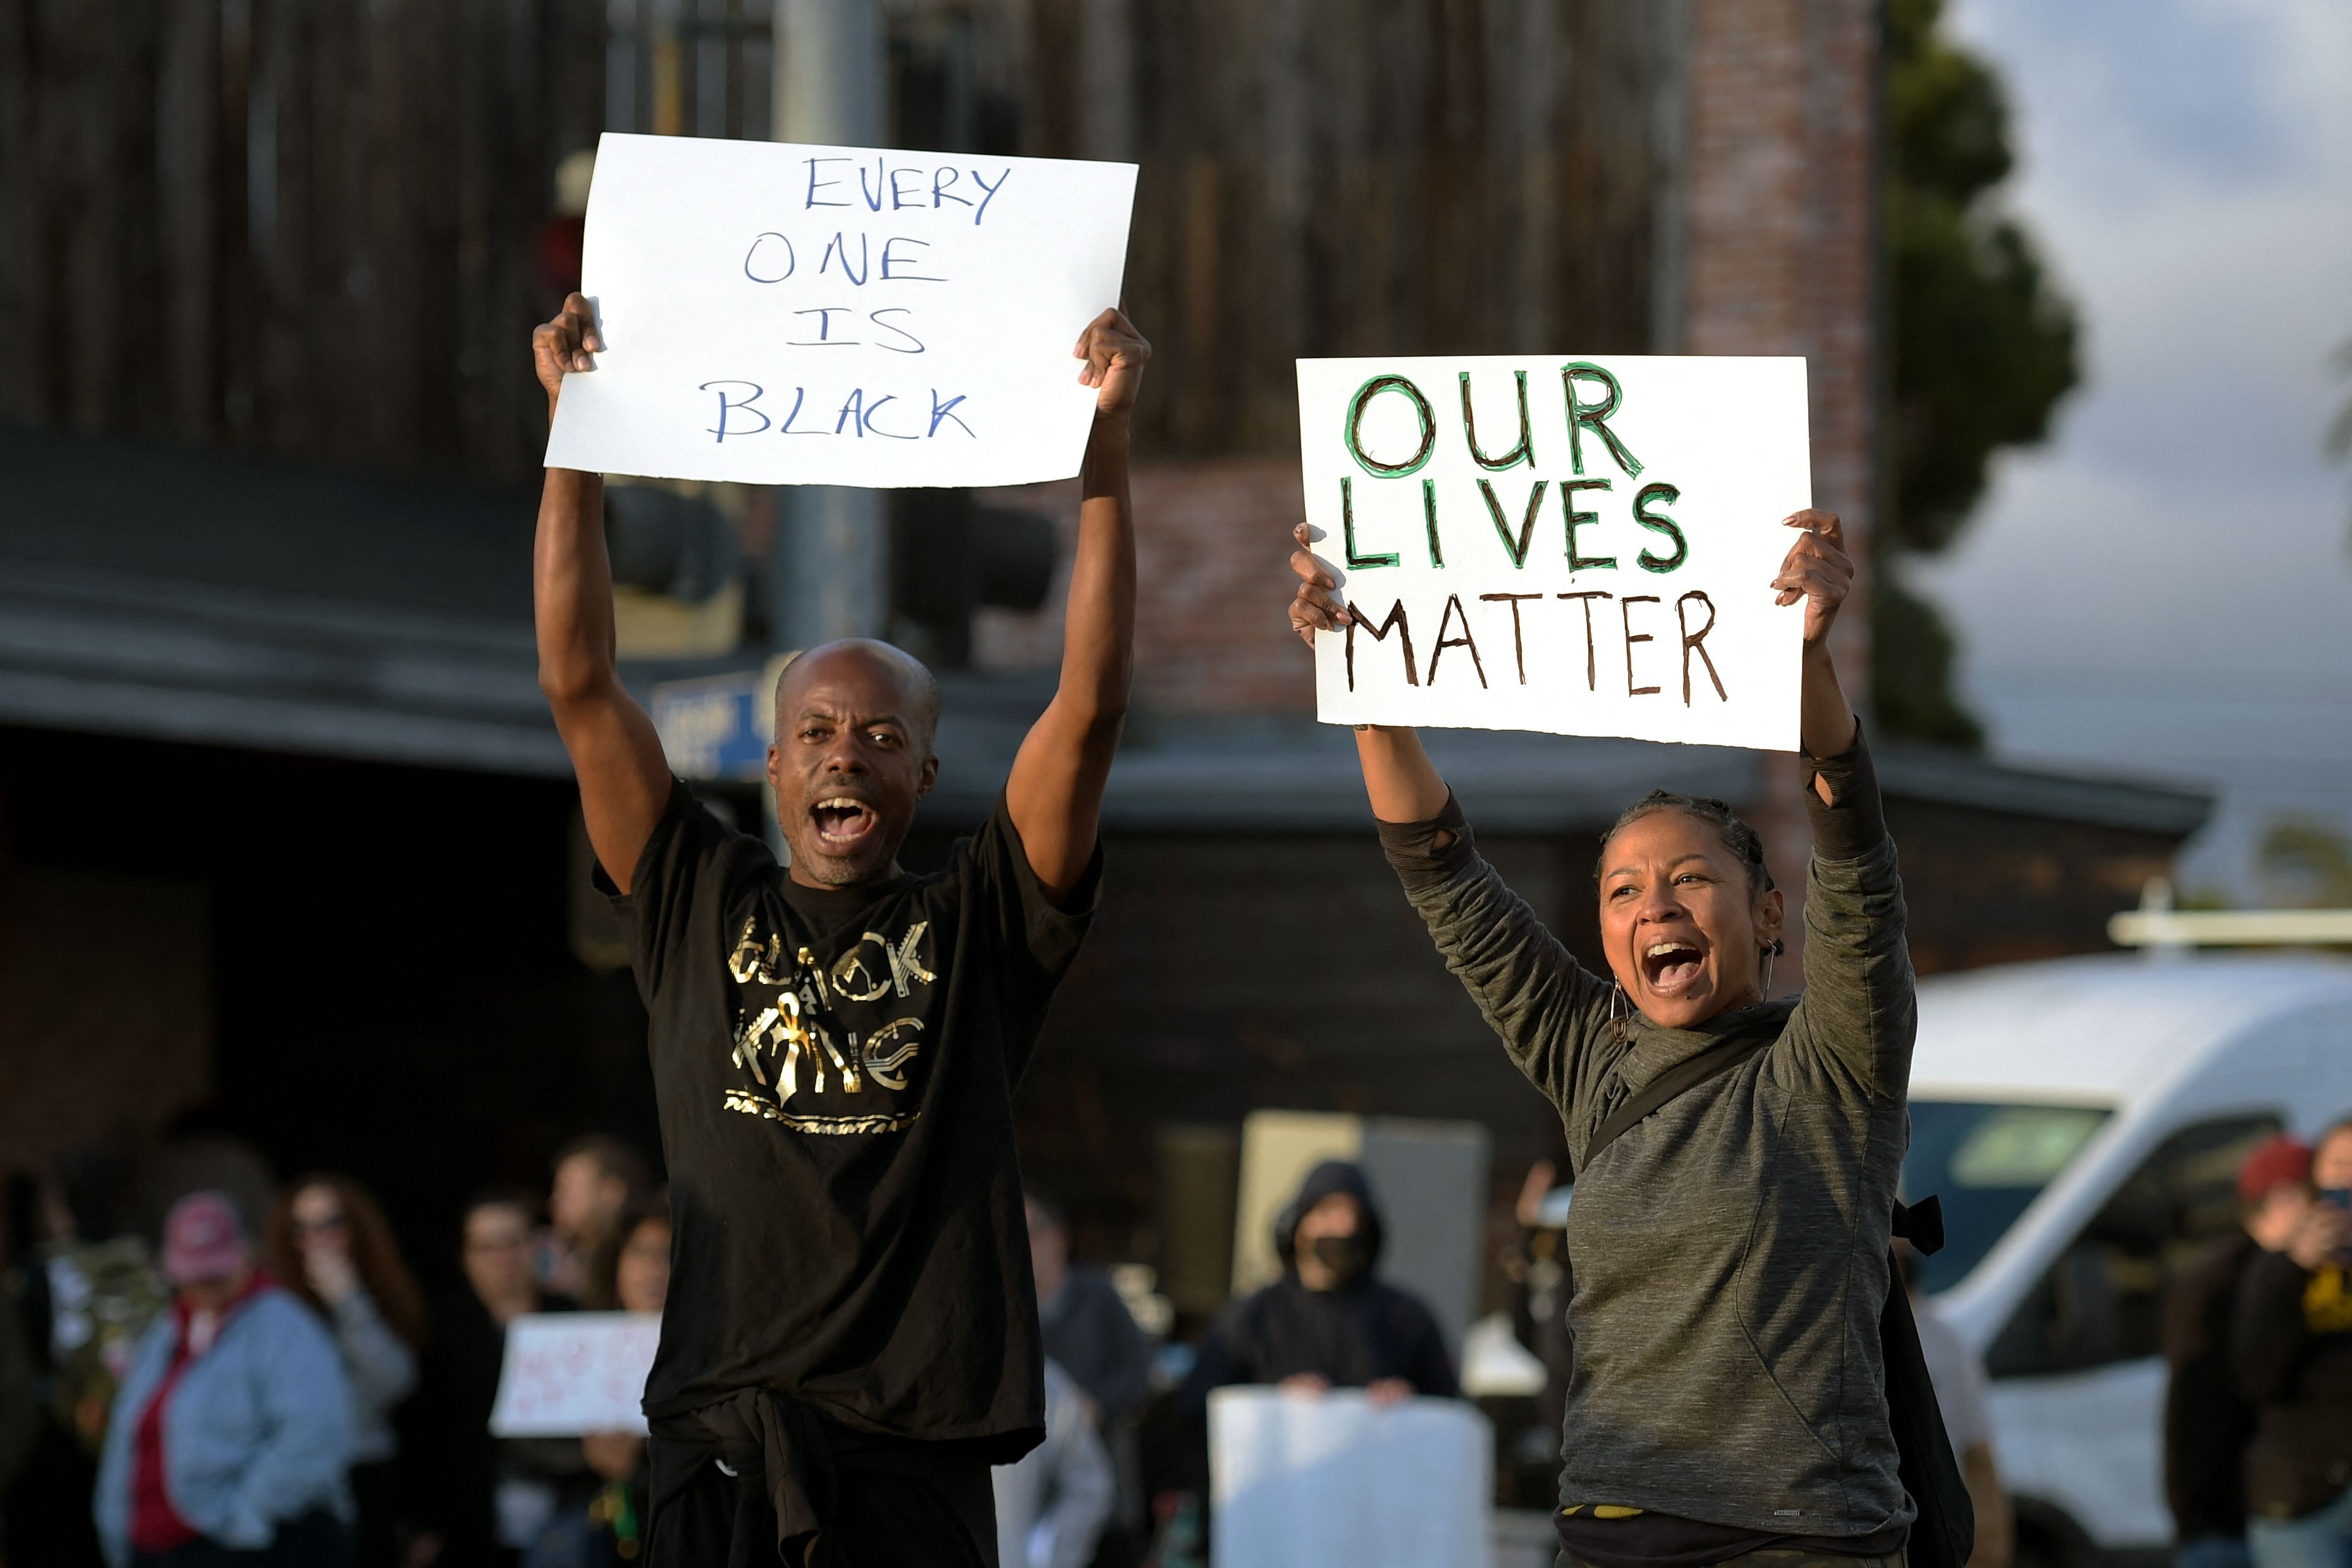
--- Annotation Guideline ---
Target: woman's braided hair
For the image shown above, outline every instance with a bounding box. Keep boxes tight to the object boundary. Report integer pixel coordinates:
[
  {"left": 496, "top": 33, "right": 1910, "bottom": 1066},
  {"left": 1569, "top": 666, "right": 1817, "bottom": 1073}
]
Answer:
[{"left": 1595, "top": 791, "right": 1775, "bottom": 897}]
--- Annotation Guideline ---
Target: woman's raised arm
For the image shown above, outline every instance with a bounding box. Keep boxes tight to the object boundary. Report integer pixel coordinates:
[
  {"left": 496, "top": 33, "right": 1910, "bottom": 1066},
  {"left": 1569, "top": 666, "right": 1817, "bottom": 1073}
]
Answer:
[{"left": 1288, "top": 521, "right": 1452, "bottom": 823}]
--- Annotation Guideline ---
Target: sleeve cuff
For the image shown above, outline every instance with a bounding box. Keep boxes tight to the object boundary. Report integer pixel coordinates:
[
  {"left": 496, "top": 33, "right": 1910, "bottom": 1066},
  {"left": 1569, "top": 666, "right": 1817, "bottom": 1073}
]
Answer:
[
  {"left": 1799, "top": 720, "right": 1887, "bottom": 862},
  {"left": 1376, "top": 792, "right": 1476, "bottom": 893}
]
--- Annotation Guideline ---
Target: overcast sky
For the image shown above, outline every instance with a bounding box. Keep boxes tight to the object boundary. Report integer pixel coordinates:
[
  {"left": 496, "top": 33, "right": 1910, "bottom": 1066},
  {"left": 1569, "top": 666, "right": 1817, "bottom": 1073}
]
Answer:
[{"left": 1928, "top": 0, "right": 2352, "bottom": 899}]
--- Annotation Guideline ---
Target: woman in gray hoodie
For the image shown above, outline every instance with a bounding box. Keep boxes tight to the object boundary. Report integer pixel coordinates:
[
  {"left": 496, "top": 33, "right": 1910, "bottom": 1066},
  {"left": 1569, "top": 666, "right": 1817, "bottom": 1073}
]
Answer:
[{"left": 1289, "top": 510, "right": 1914, "bottom": 1568}]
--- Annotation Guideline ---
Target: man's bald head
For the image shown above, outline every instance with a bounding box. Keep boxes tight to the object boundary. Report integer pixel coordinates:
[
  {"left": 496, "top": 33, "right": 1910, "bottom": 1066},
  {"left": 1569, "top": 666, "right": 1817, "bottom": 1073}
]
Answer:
[{"left": 774, "top": 639, "right": 941, "bottom": 753}]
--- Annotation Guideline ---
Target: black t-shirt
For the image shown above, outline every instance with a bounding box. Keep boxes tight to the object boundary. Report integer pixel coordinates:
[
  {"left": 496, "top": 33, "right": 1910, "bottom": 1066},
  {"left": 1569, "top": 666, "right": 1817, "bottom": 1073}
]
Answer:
[{"left": 608, "top": 780, "right": 1097, "bottom": 1457}]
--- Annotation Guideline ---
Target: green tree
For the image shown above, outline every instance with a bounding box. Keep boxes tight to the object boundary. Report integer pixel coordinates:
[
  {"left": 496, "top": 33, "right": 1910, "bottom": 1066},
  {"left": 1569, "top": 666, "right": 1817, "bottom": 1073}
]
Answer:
[
  {"left": 2255, "top": 818, "right": 2352, "bottom": 909},
  {"left": 1880, "top": 0, "right": 2081, "bottom": 745}
]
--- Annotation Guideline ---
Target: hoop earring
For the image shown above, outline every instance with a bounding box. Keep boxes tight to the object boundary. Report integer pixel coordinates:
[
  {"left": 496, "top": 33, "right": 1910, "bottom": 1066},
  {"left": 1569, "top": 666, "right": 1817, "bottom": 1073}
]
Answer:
[
  {"left": 1760, "top": 938, "right": 1785, "bottom": 998},
  {"left": 1609, "top": 979, "right": 1627, "bottom": 1046}
]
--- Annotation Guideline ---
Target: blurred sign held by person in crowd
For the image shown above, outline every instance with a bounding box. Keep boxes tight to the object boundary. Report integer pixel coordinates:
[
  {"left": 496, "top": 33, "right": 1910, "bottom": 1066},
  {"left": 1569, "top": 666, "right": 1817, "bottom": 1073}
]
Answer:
[{"left": 1208, "top": 1386, "right": 1490, "bottom": 1568}]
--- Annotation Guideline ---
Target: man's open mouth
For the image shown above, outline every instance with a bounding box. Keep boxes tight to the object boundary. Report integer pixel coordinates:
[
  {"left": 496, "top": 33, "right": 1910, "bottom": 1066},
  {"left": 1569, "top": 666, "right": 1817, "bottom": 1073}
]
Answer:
[
  {"left": 809, "top": 796, "right": 878, "bottom": 852},
  {"left": 1642, "top": 940, "right": 1706, "bottom": 994}
]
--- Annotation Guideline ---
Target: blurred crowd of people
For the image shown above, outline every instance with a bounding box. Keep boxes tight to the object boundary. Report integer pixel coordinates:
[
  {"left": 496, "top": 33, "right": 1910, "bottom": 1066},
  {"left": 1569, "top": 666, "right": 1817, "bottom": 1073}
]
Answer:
[
  {"left": 2164, "top": 1120, "right": 2352, "bottom": 1568},
  {"left": 20, "top": 1118, "right": 2344, "bottom": 1568},
  {"left": 0, "top": 1137, "right": 671, "bottom": 1568},
  {"left": 0, "top": 1143, "right": 1466, "bottom": 1568}
]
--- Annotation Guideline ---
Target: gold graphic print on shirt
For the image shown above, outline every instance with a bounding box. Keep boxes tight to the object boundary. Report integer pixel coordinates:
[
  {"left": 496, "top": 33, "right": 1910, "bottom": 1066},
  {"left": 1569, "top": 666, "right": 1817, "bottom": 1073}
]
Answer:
[{"left": 722, "top": 916, "right": 936, "bottom": 1134}]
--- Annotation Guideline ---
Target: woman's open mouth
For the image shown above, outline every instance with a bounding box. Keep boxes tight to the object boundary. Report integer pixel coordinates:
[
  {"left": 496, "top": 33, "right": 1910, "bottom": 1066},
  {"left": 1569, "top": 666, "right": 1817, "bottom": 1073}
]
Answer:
[
  {"left": 1642, "top": 940, "right": 1706, "bottom": 995},
  {"left": 809, "top": 796, "right": 878, "bottom": 852}
]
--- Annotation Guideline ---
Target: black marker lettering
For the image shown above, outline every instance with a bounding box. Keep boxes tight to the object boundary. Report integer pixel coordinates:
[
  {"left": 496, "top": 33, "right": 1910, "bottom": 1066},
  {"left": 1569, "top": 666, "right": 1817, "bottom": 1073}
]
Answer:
[
  {"left": 1339, "top": 477, "right": 1400, "bottom": 570},
  {"left": 1427, "top": 594, "right": 1487, "bottom": 688},
  {"left": 1479, "top": 477, "right": 1549, "bottom": 568},
  {"left": 1557, "top": 591, "right": 1614, "bottom": 690},
  {"left": 1634, "top": 482, "right": 1687, "bottom": 573},
  {"left": 1460, "top": 369, "right": 1533, "bottom": 471},
  {"left": 1479, "top": 592, "right": 1540, "bottom": 683},
  {"left": 1562, "top": 479, "right": 1616, "bottom": 572},
  {"left": 1421, "top": 479, "right": 1444, "bottom": 568},
  {"left": 1562, "top": 361, "right": 1644, "bottom": 478},
  {"left": 1344, "top": 598, "right": 1418, "bottom": 690},
  {"left": 1344, "top": 376, "right": 1436, "bottom": 479},
  {"left": 1677, "top": 591, "right": 1727, "bottom": 704},
  {"left": 1621, "top": 594, "right": 1662, "bottom": 696}
]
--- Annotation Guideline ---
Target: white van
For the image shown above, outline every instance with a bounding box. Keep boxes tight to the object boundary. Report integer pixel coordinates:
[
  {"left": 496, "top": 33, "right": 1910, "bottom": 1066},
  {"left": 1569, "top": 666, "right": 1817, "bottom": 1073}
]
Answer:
[{"left": 1906, "top": 952, "right": 2352, "bottom": 1568}]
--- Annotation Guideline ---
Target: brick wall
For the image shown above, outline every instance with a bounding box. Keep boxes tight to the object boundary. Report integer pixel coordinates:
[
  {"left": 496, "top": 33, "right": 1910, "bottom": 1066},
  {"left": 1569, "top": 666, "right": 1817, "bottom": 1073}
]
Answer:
[
  {"left": 1682, "top": 0, "right": 1880, "bottom": 987},
  {"left": 976, "top": 458, "right": 1313, "bottom": 716}
]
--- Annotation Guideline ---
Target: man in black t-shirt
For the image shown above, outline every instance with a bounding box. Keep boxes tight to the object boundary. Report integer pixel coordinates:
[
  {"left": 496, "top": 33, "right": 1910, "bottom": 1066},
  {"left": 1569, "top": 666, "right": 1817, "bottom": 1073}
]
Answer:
[{"left": 529, "top": 293, "right": 1151, "bottom": 1567}]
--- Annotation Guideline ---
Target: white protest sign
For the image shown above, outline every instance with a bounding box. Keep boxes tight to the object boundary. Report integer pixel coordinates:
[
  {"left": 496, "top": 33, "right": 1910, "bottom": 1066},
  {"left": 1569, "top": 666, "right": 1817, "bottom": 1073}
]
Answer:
[
  {"left": 1210, "top": 1387, "right": 1492, "bottom": 1568},
  {"left": 487, "top": 1313, "right": 659, "bottom": 1436},
  {"left": 1300, "top": 355, "right": 1811, "bottom": 750},
  {"left": 545, "top": 132, "right": 1138, "bottom": 488}
]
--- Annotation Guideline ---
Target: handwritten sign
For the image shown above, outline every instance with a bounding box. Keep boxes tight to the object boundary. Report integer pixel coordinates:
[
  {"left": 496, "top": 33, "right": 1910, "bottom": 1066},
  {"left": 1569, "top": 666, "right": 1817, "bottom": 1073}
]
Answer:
[
  {"left": 1301, "top": 355, "right": 1811, "bottom": 750},
  {"left": 544, "top": 132, "right": 1137, "bottom": 488},
  {"left": 1210, "top": 1387, "right": 1491, "bottom": 1568},
  {"left": 487, "top": 1313, "right": 659, "bottom": 1436}
]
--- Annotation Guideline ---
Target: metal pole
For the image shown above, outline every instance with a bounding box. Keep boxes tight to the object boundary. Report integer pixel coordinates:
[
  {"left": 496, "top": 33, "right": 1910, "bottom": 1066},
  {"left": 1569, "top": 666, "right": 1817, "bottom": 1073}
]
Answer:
[{"left": 769, "top": 0, "right": 888, "bottom": 651}]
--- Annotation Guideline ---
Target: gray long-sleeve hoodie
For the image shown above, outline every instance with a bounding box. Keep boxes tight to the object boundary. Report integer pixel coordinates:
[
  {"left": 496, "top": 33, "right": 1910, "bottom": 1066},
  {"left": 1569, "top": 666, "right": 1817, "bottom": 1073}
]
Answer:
[{"left": 1378, "top": 734, "right": 1914, "bottom": 1538}]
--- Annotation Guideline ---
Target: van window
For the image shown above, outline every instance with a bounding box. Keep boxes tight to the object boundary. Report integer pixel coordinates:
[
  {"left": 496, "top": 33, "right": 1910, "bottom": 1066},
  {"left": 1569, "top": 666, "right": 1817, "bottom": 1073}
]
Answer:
[
  {"left": 1902, "top": 1101, "right": 2114, "bottom": 1295},
  {"left": 1983, "top": 1114, "right": 2282, "bottom": 1379}
]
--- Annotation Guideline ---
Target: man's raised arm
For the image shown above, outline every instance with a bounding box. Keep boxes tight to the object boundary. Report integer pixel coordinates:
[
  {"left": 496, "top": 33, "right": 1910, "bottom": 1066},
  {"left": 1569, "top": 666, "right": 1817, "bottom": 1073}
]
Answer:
[
  {"left": 532, "top": 292, "right": 673, "bottom": 894},
  {"left": 1003, "top": 309, "right": 1153, "bottom": 903}
]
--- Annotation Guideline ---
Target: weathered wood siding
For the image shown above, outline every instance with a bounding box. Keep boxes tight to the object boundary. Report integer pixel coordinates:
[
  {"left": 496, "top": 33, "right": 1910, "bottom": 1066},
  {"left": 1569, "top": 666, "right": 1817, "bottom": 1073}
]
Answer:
[{"left": 0, "top": 0, "right": 1674, "bottom": 481}]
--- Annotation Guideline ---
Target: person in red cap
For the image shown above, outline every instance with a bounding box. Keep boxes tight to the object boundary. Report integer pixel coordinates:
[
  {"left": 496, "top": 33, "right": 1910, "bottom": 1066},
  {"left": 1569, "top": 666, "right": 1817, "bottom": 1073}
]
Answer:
[
  {"left": 92, "top": 1191, "right": 355, "bottom": 1567},
  {"left": 2235, "top": 1118, "right": 2352, "bottom": 1568},
  {"left": 2160, "top": 1134, "right": 2315, "bottom": 1568}
]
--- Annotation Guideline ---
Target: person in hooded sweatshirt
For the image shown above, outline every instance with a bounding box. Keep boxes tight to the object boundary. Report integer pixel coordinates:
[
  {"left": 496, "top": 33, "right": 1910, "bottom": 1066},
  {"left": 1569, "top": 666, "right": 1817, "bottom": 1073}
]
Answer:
[{"left": 1181, "top": 1160, "right": 1457, "bottom": 1407}]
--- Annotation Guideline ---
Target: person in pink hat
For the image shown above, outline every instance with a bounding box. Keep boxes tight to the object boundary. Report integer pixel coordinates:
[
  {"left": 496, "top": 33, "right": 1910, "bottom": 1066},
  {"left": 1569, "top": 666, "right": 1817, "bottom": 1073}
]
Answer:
[
  {"left": 2162, "top": 1134, "right": 2316, "bottom": 1568},
  {"left": 92, "top": 1191, "right": 355, "bottom": 1567}
]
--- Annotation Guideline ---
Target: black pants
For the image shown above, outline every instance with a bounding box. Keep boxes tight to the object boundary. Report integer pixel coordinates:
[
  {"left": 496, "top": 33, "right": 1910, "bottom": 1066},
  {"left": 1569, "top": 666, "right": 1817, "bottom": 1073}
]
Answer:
[
  {"left": 646, "top": 1454, "right": 996, "bottom": 1568},
  {"left": 132, "top": 1509, "right": 352, "bottom": 1568}
]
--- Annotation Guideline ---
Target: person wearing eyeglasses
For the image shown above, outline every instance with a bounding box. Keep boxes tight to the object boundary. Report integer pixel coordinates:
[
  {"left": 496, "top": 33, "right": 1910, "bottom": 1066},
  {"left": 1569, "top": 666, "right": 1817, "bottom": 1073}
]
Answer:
[{"left": 263, "top": 1175, "right": 427, "bottom": 1568}]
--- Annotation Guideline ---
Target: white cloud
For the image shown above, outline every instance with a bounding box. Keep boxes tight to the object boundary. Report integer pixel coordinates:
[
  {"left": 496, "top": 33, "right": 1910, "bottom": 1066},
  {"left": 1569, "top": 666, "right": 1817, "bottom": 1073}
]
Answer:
[{"left": 1926, "top": 0, "right": 2352, "bottom": 898}]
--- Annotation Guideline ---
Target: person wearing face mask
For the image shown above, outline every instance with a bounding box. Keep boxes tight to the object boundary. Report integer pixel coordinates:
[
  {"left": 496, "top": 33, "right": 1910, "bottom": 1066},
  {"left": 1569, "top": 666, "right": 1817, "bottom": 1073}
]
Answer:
[
  {"left": 92, "top": 1191, "right": 355, "bottom": 1567},
  {"left": 1181, "top": 1161, "right": 1457, "bottom": 1411},
  {"left": 1289, "top": 510, "right": 1923, "bottom": 1568}
]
